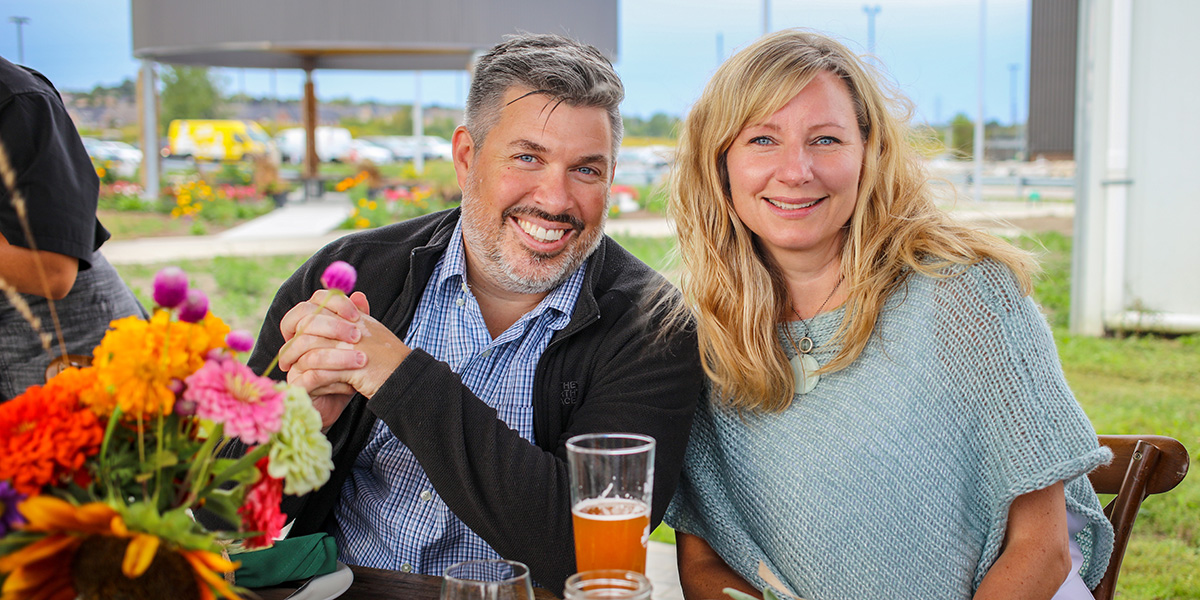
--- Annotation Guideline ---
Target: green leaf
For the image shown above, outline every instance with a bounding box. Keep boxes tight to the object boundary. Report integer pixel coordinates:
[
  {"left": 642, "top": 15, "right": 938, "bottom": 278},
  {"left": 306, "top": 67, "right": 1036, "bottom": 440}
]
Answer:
[
  {"left": 202, "top": 488, "right": 245, "bottom": 528},
  {"left": 723, "top": 589, "right": 760, "bottom": 600}
]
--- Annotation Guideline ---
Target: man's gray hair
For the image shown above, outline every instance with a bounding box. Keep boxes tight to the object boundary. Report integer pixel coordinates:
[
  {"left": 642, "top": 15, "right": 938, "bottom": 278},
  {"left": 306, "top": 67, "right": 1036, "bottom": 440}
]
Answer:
[{"left": 464, "top": 33, "right": 625, "bottom": 158}]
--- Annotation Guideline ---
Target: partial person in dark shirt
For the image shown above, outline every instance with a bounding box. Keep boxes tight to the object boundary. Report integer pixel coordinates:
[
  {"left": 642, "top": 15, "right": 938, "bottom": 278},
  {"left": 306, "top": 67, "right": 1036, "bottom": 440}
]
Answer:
[
  {"left": 0, "top": 55, "right": 146, "bottom": 400},
  {"left": 230, "top": 34, "right": 703, "bottom": 593}
]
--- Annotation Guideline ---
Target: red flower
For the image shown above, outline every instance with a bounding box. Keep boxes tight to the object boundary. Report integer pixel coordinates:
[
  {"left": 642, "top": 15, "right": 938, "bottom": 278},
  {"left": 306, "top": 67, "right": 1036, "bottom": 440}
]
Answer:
[
  {"left": 0, "top": 368, "right": 104, "bottom": 495},
  {"left": 237, "top": 456, "right": 285, "bottom": 549}
]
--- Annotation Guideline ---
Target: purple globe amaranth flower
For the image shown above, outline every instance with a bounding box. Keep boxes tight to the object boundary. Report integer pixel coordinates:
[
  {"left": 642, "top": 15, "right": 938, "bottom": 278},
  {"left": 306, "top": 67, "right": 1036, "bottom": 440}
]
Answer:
[
  {"left": 173, "top": 397, "right": 198, "bottom": 416},
  {"left": 0, "top": 480, "right": 26, "bottom": 537},
  {"left": 152, "top": 266, "right": 189, "bottom": 308},
  {"left": 178, "top": 288, "right": 210, "bottom": 323},
  {"left": 226, "top": 329, "right": 254, "bottom": 353},
  {"left": 321, "top": 260, "right": 357, "bottom": 295}
]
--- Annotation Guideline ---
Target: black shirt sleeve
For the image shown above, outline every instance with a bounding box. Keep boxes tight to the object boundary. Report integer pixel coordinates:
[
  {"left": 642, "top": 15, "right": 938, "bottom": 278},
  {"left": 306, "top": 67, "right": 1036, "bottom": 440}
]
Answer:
[{"left": 0, "top": 89, "right": 107, "bottom": 267}]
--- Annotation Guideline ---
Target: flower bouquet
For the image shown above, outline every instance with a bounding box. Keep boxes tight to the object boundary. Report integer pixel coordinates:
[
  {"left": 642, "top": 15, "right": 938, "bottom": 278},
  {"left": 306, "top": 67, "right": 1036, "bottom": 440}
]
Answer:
[{"left": 0, "top": 262, "right": 356, "bottom": 600}]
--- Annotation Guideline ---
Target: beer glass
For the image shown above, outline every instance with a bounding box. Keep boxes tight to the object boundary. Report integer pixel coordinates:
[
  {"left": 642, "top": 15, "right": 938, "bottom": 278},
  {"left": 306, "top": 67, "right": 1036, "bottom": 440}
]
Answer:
[
  {"left": 441, "top": 559, "right": 535, "bottom": 600},
  {"left": 564, "top": 570, "right": 653, "bottom": 600},
  {"left": 566, "top": 433, "right": 656, "bottom": 574}
]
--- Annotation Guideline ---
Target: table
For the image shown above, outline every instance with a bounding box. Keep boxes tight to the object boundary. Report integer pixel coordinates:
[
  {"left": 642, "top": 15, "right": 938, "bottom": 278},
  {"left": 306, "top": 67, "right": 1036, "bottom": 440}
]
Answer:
[{"left": 252, "top": 564, "right": 560, "bottom": 599}]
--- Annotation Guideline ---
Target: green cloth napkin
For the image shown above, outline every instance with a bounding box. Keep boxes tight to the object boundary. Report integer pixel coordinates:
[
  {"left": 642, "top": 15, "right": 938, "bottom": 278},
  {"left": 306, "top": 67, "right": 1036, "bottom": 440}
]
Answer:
[{"left": 233, "top": 533, "right": 338, "bottom": 588}]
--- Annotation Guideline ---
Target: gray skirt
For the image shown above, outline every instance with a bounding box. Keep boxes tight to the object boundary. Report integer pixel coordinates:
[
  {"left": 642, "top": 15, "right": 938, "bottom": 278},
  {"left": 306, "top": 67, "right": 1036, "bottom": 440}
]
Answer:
[{"left": 0, "top": 250, "right": 147, "bottom": 401}]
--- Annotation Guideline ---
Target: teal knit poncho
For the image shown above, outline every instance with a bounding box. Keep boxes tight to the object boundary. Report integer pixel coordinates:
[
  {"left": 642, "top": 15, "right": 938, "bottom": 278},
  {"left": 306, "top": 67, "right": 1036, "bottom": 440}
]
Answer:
[{"left": 666, "top": 260, "right": 1114, "bottom": 599}]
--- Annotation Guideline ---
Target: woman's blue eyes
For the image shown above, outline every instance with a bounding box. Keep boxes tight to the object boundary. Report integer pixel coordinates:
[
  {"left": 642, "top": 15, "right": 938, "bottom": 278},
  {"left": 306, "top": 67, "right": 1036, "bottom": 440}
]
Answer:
[{"left": 747, "top": 135, "right": 840, "bottom": 146}]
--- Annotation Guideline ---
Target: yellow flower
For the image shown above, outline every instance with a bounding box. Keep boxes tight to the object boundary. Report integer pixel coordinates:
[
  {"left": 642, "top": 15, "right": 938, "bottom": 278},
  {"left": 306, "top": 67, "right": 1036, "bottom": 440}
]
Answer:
[
  {"left": 366, "top": 201, "right": 377, "bottom": 211},
  {"left": 95, "top": 167, "right": 106, "bottom": 179},
  {"left": 355, "top": 217, "right": 371, "bottom": 229},
  {"left": 0, "top": 496, "right": 243, "bottom": 600},
  {"left": 83, "top": 311, "right": 229, "bottom": 419},
  {"left": 357, "top": 198, "right": 368, "bottom": 208}
]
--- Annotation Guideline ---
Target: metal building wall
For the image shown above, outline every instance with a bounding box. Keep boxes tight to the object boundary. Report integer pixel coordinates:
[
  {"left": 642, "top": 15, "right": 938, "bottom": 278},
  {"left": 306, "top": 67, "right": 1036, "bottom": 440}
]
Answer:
[
  {"left": 1028, "top": 0, "right": 1078, "bottom": 160},
  {"left": 132, "top": 0, "right": 618, "bottom": 68},
  {"left": 1072, "top": 0, "right": 1200, "bottom": 335}
]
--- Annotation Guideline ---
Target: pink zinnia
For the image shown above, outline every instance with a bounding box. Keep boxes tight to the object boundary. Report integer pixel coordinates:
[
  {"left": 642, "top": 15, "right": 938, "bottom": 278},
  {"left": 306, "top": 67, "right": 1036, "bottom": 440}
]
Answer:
[
  {"left": 183, "top": 355, "right": 284, "bottom": 445},
  {"left": 238, "top": 456, "right": 286, "bottom": 549}
]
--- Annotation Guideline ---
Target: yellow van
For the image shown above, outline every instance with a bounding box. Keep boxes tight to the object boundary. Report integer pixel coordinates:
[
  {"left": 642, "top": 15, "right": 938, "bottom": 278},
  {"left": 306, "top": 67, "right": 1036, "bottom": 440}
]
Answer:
[{"left": 166, "top": 120, "right": 273, "bottom": 161}]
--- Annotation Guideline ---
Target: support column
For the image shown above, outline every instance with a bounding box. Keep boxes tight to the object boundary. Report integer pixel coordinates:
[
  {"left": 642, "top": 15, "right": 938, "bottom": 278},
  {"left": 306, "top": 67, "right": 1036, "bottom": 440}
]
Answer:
[
  {"left": 413, "top": 71, "right": 424, "bottom": 175},
  {"left": 137, "top": 59, "right": 160, "bottom": 202},
  {"left": 302, "top": 58, "right": 321, "bottom": 200}
]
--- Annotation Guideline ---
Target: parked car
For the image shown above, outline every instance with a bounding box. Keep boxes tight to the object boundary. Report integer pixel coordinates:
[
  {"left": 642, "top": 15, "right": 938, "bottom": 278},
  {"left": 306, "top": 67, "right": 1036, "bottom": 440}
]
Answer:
[
  {"left": 364, "top": 136, "right": 417, "bottom": 161},
  {"left": 81, "top": 137, "right": 141, "bottom": 177},
  {"left": 276, "top": 127, "right": 353, "bottom": 164},
  {"left": 339, "top": 139, "right": 394, "bottom": 165},
  {"left": 166, "top": 120, "right": 274, "bottom": 162},
  {"left": 411, "top": 136, "right": 453, "bottom": 161}
]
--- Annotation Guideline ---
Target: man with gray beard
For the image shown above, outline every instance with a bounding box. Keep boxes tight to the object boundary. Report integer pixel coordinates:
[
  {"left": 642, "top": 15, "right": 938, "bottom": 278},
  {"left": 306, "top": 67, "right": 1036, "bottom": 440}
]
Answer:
[{"left": 245, "top": 34, "right": 702, "bottom": 594}]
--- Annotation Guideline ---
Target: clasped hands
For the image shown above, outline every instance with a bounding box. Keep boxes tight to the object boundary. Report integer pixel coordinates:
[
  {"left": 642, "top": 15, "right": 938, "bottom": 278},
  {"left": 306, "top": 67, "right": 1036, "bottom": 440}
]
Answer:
[{"left": 278, "top": 290, "right": 411, "bottom": 428}]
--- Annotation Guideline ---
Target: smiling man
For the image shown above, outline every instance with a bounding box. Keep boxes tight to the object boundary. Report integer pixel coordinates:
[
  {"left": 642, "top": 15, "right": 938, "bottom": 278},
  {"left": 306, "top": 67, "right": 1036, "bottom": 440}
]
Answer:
[{"left": 241, "top": 34, "right": 702, "bottom": 593}]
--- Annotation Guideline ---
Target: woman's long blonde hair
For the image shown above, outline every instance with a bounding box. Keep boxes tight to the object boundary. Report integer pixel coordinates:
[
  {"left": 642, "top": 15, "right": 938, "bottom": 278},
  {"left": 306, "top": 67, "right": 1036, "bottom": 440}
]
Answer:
[{"left": 670, "top": 29, "right": 1036, "bottom": 413}]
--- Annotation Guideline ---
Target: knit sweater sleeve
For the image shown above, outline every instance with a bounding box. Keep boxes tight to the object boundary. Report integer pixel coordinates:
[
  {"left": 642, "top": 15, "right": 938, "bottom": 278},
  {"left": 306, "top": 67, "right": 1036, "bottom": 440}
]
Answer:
[
  {"left": 933, "top": 261, "right": 1112, "bottom": 590},
  {"left": 665, "top": 387, "right": 780, "bottom": 592}
]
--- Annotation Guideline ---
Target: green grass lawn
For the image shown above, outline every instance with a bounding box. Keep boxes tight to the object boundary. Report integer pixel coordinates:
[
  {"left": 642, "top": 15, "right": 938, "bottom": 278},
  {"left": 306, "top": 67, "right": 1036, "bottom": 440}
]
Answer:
[{"left": 112, "top": 229, "right": 1197, "bottom": 599}]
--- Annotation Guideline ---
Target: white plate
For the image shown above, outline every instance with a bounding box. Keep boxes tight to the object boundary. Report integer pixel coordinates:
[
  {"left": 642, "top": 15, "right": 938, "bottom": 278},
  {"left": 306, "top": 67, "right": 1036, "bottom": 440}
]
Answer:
[{"left": 288, "top": 561, "right": 353, "bottom": 600}]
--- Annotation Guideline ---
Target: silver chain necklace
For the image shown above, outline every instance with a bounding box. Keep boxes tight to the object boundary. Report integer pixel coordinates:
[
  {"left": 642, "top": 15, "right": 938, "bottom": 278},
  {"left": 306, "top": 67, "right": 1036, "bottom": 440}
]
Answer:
[{"left": 783, "top": 275, "right": 843, "bottom": 395}]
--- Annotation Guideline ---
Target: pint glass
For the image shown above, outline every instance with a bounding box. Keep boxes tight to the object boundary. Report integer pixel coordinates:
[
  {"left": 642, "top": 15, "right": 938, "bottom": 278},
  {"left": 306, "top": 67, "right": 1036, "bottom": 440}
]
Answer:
[{"left": 566, "top": 433, "right": 656, "bottom": 574}]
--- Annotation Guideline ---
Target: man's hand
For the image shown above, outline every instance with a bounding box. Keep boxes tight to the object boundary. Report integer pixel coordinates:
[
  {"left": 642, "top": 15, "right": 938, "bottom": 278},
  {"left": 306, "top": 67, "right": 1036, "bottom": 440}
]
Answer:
[{"left": 278, "top": 290, "right": 411, "bottom": 404}]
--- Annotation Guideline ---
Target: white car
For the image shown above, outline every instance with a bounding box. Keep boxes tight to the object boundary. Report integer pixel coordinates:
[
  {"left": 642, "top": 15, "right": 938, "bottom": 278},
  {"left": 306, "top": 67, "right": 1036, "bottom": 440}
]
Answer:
[
  {"left": 340, "top": 139, "right": 394, "bottom": 165},
  {"left": 98, "top": 140, "right": 144, "bottom": 163},
  {"left": 276, "top": 127, "right": 353, "bottom": 164},
  {"left": 411, "top": 136, "right": 453, "bottom": 161},
  {"left": 80, "top": 138, "right": 142, "bottom": 177},
  {"left": 364, "top": 136, "right": 417, "bottom": 161}
]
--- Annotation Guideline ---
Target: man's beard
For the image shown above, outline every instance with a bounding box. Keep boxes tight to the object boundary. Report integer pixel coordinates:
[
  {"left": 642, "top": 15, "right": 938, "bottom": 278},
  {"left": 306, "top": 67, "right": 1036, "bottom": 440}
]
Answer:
[{"left": 459, "top": 176, "right": 607, "bottom": 295}]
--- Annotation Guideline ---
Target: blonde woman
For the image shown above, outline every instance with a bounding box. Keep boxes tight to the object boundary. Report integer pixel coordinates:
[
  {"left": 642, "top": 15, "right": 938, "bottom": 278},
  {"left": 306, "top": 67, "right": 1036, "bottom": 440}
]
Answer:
[{"left": 665, "top": 30, "right": 1113, "bottom": 600}]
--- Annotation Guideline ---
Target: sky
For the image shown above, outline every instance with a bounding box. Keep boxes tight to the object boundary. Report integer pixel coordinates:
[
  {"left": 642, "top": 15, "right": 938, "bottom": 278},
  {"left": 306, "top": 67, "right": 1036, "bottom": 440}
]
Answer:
[{"left": 0, "top": 0, "right": 1030, "bottom": 125}]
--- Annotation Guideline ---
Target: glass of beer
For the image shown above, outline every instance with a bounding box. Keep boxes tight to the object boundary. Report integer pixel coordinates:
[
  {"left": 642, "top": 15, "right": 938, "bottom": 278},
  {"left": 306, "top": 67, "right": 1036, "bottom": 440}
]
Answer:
[{"left": 566, "top": 433, "right": 656, "bottom": 574}]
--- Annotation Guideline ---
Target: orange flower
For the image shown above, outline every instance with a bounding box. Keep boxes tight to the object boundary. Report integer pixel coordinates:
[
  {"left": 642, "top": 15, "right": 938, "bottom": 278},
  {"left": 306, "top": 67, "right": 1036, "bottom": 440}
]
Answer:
[
  {"left": 0, "top": 368, "right": 104, "bottom": 495},
  {"left": 0, "top": 497, "right": 243, "bottom": 600},
  {"left": 83, "top": 311, "right": 229, "bottom": 419}
]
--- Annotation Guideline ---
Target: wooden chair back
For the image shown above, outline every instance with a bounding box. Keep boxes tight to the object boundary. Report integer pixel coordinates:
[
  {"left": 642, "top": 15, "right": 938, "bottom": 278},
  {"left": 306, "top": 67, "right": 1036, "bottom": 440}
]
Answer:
[{"left": 1087, "top": 434, "right": 1190, "bottom": 600}]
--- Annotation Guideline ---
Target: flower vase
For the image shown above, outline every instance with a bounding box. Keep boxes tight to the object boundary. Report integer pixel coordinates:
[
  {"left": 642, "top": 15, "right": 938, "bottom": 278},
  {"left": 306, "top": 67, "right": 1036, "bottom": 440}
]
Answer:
[{"left": 71, "top": 535, "right": 200, "bottom": 600}]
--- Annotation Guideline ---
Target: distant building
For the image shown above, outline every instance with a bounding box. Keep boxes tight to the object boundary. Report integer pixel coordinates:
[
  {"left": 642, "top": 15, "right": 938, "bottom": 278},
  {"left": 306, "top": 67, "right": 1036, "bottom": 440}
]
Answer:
[{"left": 1028, "top": 0, "right": 1078, "bottom": 161}]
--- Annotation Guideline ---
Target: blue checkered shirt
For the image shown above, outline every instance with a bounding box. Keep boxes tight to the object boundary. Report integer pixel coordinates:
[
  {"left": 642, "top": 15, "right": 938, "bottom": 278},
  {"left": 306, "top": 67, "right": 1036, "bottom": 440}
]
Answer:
[{"left": 333, "top": 220, "right": 587, "bottom": 576}]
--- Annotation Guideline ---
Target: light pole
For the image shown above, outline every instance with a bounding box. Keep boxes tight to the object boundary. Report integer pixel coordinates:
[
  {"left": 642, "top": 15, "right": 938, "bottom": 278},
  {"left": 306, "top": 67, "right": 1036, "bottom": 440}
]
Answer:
[
  {"left": 974, "top": 0, "right": 986, "bottom": 203},
  {"left": 9, "top": 16, "right": 30, "bottom": 64},
  {"left": 1009, "top": 63, "right": 1019, "bottom": 127},
  {"left": 863, "top": 5, "right": 881, "bottom": 57}
]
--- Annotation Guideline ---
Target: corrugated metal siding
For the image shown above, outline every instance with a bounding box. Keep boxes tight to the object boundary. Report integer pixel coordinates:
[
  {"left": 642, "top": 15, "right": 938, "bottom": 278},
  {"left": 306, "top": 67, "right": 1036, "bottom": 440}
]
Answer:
[
  {"left": 131, "top": 0, "right": 618, "bottom": 69},
  {"left": 1028, "top": 0, "right": 1078, "bottom": 159}
]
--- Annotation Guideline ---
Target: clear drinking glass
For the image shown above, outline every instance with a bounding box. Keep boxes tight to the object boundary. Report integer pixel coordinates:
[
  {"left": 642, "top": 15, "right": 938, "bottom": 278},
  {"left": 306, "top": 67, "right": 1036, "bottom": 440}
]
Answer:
[
  {"left": 563, "top": 570, "right": 653, "bottom": 600},
  {"left": 566, "top": 433, "right": 656, "bottom": 574},
  {"left": 440, "top": 559, "right": 535, "bottom": 600}
]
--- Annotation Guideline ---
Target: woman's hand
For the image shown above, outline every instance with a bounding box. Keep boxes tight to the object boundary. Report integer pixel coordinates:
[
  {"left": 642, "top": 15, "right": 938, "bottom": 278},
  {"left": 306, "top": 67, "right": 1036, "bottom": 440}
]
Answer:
[
  {"left": 973, "top": 482, "right": 1072, "bottom": 599},
  {"left": 677, "top": 531, "right": 762, "bottom": 600}
]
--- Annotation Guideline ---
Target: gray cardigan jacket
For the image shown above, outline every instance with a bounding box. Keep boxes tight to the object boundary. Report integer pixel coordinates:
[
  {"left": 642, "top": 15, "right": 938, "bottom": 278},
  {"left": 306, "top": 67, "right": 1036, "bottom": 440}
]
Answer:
[{"left": 243, "top": 208, "right": 702, "bottom": 593}]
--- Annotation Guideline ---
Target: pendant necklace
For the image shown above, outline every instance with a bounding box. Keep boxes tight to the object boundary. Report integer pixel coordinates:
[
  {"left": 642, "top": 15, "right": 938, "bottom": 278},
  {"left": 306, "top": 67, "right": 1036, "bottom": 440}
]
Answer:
[{"left": 784, "top": 275, "right": 843, "bottom": 395}]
